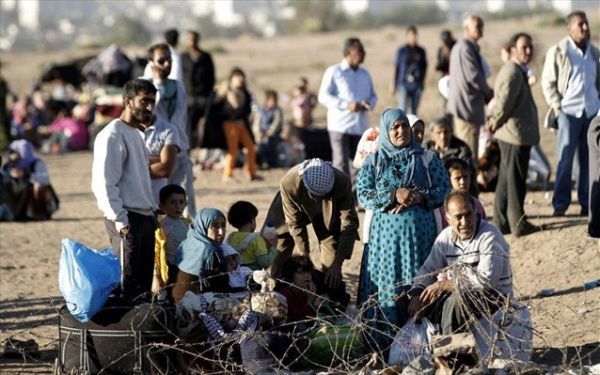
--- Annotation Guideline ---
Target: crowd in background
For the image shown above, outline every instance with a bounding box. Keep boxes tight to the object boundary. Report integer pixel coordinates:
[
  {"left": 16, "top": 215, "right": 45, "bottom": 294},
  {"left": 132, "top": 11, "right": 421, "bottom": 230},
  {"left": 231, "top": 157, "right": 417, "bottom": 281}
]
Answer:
[{"left": 0, "top": 7, "right": 598, "bottom": 372}]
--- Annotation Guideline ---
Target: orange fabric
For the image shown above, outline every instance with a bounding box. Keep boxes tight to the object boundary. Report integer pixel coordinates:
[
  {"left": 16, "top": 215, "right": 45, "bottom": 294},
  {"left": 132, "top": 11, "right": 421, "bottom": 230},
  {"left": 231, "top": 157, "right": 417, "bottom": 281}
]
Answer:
[{"left": 223, "top": 121, "right": 257, "bottom": 178}]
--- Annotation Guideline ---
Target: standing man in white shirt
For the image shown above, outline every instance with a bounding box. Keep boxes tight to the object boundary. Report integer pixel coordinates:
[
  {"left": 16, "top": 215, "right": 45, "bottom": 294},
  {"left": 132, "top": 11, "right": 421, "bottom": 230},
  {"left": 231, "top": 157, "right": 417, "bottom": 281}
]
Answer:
[
  {"left": 143, "top": 28, "right": 183, "bottom": 82},
  {"left": 542, "top": 11, "right": 600, "bottom": 217},
  {"left": 92, "top": 79, "right": 158, "bottom": 300},
  {"left": 148, "top": 43, "right": 196, "bottom": 217},
  {"left": 318, "top": 37, "right": 377, "bottom": 198}
]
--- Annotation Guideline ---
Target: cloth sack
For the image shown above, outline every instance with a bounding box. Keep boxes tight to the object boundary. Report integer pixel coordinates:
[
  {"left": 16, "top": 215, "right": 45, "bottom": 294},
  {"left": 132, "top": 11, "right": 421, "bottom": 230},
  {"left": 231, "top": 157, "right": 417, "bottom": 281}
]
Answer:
[
  {"left": 471, "top": 301, "right": 533, "bottom": 364},
  {"left": 251, "top": 291, "right": 288, "bottom": 326},
  {"left": 388, "top": 317, "right": 438, "bottom": 366},
  {"left": 352, "top": 127, "right": 380, "bottom": 169},
  {"left": 58, "top": 238, "right": 120, "bottom": 322}
]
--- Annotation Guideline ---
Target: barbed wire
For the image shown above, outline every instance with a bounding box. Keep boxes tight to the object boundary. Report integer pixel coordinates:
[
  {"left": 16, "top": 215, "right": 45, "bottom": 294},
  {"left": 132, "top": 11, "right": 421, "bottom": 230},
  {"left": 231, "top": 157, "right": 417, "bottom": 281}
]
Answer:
[{"left": 1, "top": 258, "right": 598, "bottom": 374}]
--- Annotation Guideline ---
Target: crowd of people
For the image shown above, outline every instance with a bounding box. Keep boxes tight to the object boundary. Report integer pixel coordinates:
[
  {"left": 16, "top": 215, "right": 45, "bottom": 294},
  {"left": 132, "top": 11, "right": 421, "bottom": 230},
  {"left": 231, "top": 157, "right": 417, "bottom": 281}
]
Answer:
[{"left": 1, "top": 9, "right": 599, "bottom": 371}]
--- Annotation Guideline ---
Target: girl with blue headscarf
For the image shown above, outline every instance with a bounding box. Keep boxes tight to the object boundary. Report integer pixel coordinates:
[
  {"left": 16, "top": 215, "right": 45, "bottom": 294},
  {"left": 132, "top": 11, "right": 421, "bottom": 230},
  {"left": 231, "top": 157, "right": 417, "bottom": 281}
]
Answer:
[
  {"left": 172, "top": 208, "right": 231, "bottom": 303},
  {"left": 356, "top": 109, "right": 449, "bottom": 340}
]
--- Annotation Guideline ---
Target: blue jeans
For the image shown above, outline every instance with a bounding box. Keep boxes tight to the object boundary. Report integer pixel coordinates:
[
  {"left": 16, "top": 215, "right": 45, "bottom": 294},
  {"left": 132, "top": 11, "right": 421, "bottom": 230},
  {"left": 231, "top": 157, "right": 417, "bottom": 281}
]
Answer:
[
  {"left": 552, "top": 111, "right": 591, "bottom": 213},
  {"left": 258, "top": 136, "right": 282, "bottom": 167},
  {"left": 396, "top": 85, "right": 423, "bottom": 114}
]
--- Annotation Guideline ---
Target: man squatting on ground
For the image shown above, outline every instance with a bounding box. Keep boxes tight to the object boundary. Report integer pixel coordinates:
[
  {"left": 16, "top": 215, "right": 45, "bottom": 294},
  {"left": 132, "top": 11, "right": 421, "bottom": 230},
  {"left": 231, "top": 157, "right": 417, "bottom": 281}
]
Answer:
[{"left": 408, "top": 191, "right": 513, "bottom": 335}]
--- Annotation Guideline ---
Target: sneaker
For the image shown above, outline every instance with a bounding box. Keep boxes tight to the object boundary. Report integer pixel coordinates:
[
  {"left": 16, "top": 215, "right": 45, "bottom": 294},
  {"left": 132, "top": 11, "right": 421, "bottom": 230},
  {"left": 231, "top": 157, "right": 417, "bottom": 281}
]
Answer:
[
  {"left": 515, "top": 221, "right": 544, "bottom": 237},
  {"left": 552, "top": 210, "right": 566, "bottom": 217}
]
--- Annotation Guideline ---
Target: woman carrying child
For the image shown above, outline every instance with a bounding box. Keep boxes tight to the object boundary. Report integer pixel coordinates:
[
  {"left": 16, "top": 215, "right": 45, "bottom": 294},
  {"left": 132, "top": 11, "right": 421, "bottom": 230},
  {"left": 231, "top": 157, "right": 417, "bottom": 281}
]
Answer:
[{"left": 172, "top": 208, "right": 231, "bottom": 303}]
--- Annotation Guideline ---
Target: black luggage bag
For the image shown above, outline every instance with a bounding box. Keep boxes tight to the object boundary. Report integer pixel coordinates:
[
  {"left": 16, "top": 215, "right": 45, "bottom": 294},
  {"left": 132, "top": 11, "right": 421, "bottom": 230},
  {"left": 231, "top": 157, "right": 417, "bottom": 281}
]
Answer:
[{"left": 58, "top": 298, "right": 175, "bottom": 374}]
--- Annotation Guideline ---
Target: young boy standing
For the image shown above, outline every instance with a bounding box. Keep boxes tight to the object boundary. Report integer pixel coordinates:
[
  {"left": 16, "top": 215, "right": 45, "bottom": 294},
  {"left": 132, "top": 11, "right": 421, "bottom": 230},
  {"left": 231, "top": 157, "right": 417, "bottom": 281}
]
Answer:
[
  {"left": 152, "top": 184, "right": 191, "bottom": 295},
  {"left": 255, "top": 90, "right": 285, "bottom": 168},
  {"left": 439, "top": 158, "right": 487, "bottom": 228},
  {"left": 226, "top": 200, "right": 277, "bottom": 270}
]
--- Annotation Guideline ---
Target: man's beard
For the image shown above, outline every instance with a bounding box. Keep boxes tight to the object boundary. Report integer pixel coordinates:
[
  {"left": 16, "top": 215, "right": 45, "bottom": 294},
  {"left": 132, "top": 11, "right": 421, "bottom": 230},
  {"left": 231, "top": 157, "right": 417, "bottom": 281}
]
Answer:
[
  {"left": 159, "top": 68, "right": 171, "bottom": 79},
  {"left": 131, "top": 105, "right": 152, "bottom": 124}
]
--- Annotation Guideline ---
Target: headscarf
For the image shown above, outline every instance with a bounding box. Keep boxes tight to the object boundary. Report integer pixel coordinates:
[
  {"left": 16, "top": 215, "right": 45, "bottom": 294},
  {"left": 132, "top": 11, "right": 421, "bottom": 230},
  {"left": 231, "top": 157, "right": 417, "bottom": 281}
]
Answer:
[
  {"left": 298, "top": 158, "right": 335, "bottom": 197},
  {"left": 9, "top": 140, "right": 37, "bottom": 170},
  {"left": 406, "top": 114, "right": 423, "bottom": 128},
  {"left": 365, "top": 108, "right": 429, "bottom": 189},
  {"left": 176, "top": 208, "right": 226, "bottom": 277}
]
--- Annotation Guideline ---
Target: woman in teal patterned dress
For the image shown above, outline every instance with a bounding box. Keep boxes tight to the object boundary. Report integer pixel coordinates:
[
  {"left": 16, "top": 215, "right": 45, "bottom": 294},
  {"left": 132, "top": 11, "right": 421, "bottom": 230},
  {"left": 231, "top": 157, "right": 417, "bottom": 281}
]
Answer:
[{"left": 357, "top": 108, "right": 449, "bottom": 344}]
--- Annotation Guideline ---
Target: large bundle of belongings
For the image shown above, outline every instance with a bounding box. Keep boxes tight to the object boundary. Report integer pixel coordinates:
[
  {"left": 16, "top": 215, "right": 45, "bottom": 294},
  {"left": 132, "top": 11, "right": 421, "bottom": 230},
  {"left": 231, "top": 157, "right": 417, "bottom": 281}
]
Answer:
[
  {"left": 57, "top": 239, "right": 174, "bottom": 374},
  {"left": 82, "top": 44, "right": 133, "bottom": 88}
]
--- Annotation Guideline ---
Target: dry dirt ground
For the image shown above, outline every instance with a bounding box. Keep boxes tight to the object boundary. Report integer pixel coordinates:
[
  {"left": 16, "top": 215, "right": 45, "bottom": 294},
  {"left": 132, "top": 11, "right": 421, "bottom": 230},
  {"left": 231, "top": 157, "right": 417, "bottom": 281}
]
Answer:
[{"left": 1, "top": 17, "right": 599, "bottom": 373}]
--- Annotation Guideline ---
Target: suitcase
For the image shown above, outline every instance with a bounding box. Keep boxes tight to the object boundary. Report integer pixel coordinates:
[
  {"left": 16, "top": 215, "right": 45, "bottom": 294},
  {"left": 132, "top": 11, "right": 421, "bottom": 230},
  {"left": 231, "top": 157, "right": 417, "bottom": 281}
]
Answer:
[{"left": 58, "top": 298, "right": 175, "bottom": 374}]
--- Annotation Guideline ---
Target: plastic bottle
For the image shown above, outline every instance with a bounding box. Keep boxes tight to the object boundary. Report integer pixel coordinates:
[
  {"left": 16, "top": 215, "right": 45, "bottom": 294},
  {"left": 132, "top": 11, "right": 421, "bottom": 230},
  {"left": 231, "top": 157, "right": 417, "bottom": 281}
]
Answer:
[{"left": 261, "top": 220, "right": 277, "bottom": 246}]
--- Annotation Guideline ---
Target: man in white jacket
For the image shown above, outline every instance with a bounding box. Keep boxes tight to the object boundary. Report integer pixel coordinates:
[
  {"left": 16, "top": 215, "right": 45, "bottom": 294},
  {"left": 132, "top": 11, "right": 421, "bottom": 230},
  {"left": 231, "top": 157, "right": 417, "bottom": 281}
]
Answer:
[{"left": 92, "top": 78, "right": 158, "bottom": 300}]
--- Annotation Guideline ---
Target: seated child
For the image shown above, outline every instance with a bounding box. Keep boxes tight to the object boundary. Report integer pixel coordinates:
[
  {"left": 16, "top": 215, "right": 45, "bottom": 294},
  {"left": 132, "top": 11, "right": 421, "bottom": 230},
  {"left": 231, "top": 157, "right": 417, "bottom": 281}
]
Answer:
[
  {"left": 255, "top": 90, "right": 285, "bottom": 168},
  {"left": 226, "top": 201, "right": 277, "bottom": 270},
  {"left": 439, "top": 158, "right": 487, "bottom": 228},
  {"left": 221, "top": 242, "right": 253, "bottom": 290},
  {"left": 153, "top": 184, "right": 192, "bottom": 295},
  {"left": 277, "top": 256, "right": 333, "bottom": 324}
]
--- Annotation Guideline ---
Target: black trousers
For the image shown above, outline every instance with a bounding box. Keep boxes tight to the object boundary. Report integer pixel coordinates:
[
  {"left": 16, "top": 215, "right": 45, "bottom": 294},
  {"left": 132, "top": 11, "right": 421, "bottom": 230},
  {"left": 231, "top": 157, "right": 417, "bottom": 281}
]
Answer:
[
  {"left": 493, "top": 141, "right": 531, "bottom": 233},
  {"left": 104, "top": 212, "right": 157, "bottom": 300},
  {"left": 426, "top": 289, "right": 505, "bottom": 335},
  {"left": 588, "top": 118, "right": 600, "bottom": 238},
  {"left": 328, "top": 131, "right": 361, "bottom": 198}
]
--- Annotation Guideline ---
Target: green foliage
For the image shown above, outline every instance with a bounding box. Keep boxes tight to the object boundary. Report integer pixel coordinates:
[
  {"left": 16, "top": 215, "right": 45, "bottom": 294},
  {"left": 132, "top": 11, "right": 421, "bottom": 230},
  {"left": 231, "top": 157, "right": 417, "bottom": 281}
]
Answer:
[{"left": 105, "top": 15, "right": 151, "bottom": 46}]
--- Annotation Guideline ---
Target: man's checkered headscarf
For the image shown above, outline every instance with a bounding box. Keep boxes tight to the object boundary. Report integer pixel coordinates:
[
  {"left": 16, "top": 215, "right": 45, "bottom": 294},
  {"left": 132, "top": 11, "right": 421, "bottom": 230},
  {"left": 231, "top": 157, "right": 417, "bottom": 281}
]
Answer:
[{"left": 298, "top": 158, "right": 335, "bottom": 197}]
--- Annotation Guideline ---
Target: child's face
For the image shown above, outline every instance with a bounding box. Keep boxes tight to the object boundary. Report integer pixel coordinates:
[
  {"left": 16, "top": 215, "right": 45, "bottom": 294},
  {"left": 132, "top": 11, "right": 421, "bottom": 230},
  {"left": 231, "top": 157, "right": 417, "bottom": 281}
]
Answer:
[
  {"left": 225, "top": 255, "right": 238, "bottom": 272},
  {"left": 265, "top": 96, "right": 277, "bottom": 108},
  {"left": 293, "top": 269, "right": 312, "bottom": 289},
  {"left": 208, "top": 216, "right": 226, "bottom": 245},
  {"left": 8, "top": 151, "right": 20, "bottom": 163},
  {"left": 411, "top": 122, "right": 425, "bottom": 144},
  {"left": 160, "top": 193, "right": 186, "bottom": 218},
  {"left": 432, "top": 125, "right": 452, "bottom": 149},
  {"left": 449, "top": 169, "right": 471, "bottom": 191}
]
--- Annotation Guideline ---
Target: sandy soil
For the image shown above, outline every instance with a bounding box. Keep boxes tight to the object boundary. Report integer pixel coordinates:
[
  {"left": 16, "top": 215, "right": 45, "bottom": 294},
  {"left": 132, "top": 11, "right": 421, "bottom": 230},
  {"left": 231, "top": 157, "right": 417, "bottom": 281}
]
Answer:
[{"left": 1, "top": 17, "right": 599, "bottom": 373}]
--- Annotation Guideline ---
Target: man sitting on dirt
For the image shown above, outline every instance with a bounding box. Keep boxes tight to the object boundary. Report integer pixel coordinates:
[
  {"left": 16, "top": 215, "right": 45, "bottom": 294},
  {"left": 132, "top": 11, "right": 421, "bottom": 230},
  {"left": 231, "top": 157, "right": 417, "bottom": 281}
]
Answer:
[
  {"left": 92, "top": 79, "right": 158, "bottom": 300},
  {"left": 263, "top": 158, "right": 359, "bottom": 307},
  {"left": 407, "top": 190, "right": 514, "bottom": 334}
]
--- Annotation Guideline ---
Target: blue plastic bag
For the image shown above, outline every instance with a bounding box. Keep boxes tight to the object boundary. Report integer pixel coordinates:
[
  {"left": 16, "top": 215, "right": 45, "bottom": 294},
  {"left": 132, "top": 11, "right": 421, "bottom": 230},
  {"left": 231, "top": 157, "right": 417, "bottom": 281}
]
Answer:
[{"left": 58, "top": 238, "right": 121, "bottom": 322}]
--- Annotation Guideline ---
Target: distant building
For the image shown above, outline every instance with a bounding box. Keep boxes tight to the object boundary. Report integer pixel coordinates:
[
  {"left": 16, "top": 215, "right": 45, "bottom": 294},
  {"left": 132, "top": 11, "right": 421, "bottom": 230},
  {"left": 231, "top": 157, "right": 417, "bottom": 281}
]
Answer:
[{"left": 340, "top": 0, "right": 596, "bottom": 19}]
